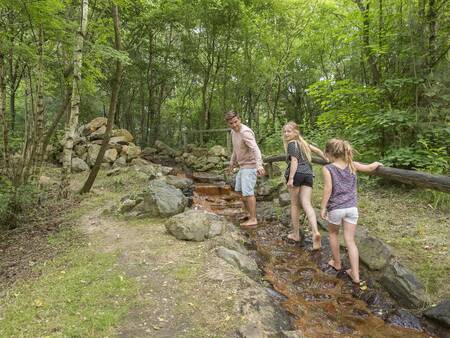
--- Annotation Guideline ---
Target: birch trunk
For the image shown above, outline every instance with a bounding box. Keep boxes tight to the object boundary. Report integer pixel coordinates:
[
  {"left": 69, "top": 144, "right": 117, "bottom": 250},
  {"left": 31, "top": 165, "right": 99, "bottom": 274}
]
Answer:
[{"left": 60, "top": 0, "right": 89, "bottom": 197}]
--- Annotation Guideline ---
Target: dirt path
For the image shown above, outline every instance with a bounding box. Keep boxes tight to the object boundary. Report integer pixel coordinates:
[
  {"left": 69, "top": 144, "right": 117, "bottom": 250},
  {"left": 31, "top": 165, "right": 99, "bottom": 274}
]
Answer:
[{"left": 80, "top": 203, "right": 261, "bottom": 337}]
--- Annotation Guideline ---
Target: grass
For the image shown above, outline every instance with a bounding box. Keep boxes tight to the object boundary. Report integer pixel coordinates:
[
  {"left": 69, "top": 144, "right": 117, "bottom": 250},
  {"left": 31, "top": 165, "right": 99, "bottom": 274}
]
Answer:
[{"left": 0, "top": 227, "right": 137, "bottom": 337}]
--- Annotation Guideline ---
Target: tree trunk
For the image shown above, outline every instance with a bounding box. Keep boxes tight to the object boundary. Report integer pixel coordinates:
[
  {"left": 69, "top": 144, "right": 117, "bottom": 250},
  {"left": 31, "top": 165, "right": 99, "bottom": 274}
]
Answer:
[
  {"left": 354, "top": 0, "right": 381, "bottom": 85},
  {"left": 427, "top": 0, "right": 437, "bottom": 73},
  {"left": 60, "top": 0, "right": 89, "bottom": 198},
  {"left": 0, "top": 52, "right": 10, "bottom": 172},
  {"left": 79, "top": 4, "right": 123, "bottom": 194}
]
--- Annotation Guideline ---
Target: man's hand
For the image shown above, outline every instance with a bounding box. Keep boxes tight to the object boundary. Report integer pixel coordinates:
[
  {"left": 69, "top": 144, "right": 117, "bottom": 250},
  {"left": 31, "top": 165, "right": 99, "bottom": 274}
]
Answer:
[{"left": 257, "top": 167, "right": 265, "bottom": 177}]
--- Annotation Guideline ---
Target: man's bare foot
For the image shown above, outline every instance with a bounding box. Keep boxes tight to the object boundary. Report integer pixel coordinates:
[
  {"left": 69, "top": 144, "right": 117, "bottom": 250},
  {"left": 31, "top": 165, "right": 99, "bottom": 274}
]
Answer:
[
  {"left": 328, "top": 259, "right": 342, "bottom": 271},
  {"left": 287, "top": 233, "right": 300, "bottom": 242},
  {"left": 312, "top": 232, "right": 322, "bottom": 250},
  {"left": 239, "top": 214, "right": 249, "bottom": 221},
  {"left": 241, "top": 219, "right": 258, "bottom": 227}
]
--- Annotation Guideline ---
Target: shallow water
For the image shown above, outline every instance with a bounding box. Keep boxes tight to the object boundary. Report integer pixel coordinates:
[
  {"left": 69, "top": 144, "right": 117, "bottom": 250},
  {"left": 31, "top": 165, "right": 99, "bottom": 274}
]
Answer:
[{"left": 193, "top": 183, "right": 438, "bottom": 338}]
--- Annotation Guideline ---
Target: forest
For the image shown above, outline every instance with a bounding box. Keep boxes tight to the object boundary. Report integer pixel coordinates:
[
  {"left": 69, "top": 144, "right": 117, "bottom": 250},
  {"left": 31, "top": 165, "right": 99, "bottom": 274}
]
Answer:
[{"left": 0, "top": 1, "right": 449, "bottom": 336}]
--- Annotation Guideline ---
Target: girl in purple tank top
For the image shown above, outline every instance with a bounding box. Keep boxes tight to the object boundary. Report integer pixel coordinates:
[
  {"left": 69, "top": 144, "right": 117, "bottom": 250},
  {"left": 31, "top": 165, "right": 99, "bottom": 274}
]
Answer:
[{"left": 320, "top": 139, "right": 382, "bottom": 289}]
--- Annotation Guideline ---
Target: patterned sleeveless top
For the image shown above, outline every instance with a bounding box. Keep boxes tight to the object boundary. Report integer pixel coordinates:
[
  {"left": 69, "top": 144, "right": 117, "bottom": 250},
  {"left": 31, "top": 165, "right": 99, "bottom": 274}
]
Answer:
[
  {"left": 285, "top": 141, "right": 313, "bottom": 176},
  {"left": 325, "top": 164, "right": 357, "bottom": 211}
]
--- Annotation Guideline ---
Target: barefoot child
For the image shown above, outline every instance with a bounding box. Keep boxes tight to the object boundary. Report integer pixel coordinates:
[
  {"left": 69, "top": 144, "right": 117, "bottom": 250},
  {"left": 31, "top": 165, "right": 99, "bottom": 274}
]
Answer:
[
  {"left": 320, "top": 138, "right": 382, "bottom": 288},
  {"left": 283, "top": 121, "right": 327, "bottom": 250}
]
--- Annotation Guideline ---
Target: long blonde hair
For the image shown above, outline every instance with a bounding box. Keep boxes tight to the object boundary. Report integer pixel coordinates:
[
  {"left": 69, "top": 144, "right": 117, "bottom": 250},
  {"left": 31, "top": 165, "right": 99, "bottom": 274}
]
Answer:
[
  {"left": 324, "top": 138, "right": 356, "bottom": 173},
  {"left": 282, "top": 121, "right": 311, "bottom": 162}
]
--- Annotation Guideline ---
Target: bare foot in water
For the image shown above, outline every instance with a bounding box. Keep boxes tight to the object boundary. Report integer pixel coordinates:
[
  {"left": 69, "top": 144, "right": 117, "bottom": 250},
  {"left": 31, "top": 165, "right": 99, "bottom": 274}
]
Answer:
[
  {"left": 312, "top": 232, "right": 322, "bottom": 250},
  {"left": 241, "top": 219, "right": 258, "bottom": 227},
  {"left": 346, "top": 269, "right": 359, "bottom": 283},
  {"left": 287, "top": 233, "right": 300, "bottom": 242},
  {"left": 328, "top": 259, "right": 342, "bottom": 271}
]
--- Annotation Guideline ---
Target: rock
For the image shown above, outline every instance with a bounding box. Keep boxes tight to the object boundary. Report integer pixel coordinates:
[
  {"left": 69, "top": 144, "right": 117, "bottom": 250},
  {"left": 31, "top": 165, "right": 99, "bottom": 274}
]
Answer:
[
  {"left": 161, "top": 165, "right": 174, "bottom": 176},
  {"left": 209, "top": 230, "right": 250, "bottom": 255},
  {"left": 119, "top": 199, "right": 142, "bottom": 214},
  {"left": 424, "top": 301, "right": 450, "bottom": 328},
  {"left": 379, "top": 262, "right": 428, "bottom": 308},
  {"left": 109, "top": 136, "right": 130, "bottom": 145},
  {"left": 192, "top": 172, "right": 224, "bottom": 183},
  {"left": 280, "top": 206, "right": 291, "bottom": 226},
  {"left": 38, "top": 175, "right": 52, "bottom": 186},
  {"left": 87, "top": 144, "right": 101, "bottom": 167},
  {"left": 106, "top": 167, "right": 123, "bottom": 176},
  {"left": 104, "top": 148, "right": 118, "bottom": 163},
  {"left": 111, "top": 128, "right": 133, "bottom": 142},
  {"left": 74, "top": 144, "right": 87, "bottom": 157},
  {"left": 82, "top": 117, "right": 107, "bottom": 136},
  {"left": 140, "top": 179, "right": 187, "bottom": 217},
  {"left": 166, "top": 209, "right": 227, "bottom": 241},
  {"left": 256, "top": 202, "right": 278, "bottom": 222},
  {"left": 357, "top": 236, "right": 392, "bottom": 270},
  {"left": 281, "top": 331, "right": 306, "bottom": 338},
  {"left": 209, "top": 145, "right": 227, "bottom": 157},
  {"left": 256, "top": 180, "right": 277, "bottom": 201},
  {"left": 279, "top": 192, "right": 290, "bottom": 207},
  {"left": 216, "top": 246, "right": 259, "bottom": 279},
  {"left": 386, "top": 308, "right": 422, "bottom": 331},
  {"left": 238, "top": 323, "right": 266, "bottom": 338},
  {"left": 112, "top": 155, "right": 127, "bottom": 168},
  {"left": 88, "top": 125, "right": 106, "bottom": 140},
  {"left": 206, "top": 156, "right": 221, "bottom": 165},
  {"left": 191, "top": 147, "right": 208, "bottom": 157},
  {"left": 71, "top": 157, "right": 89, "bottom": 172},
  {"left": 154, "top": 140, "right": 180, "bottom": 157},
  {"left": 164, "top": 175, "right": 194, "bottom": 190},
  {"left": 131, "top": 158, "right": 150, "bottom": 167},
  {"left": 126, "top": 144, "right": 141, "bottom": 161},
  {"left": 101, "top": 163, "right": 111, "bottom": 170},
  {"left": 141, "top": 147, "right": 158, "bottom": 160}
]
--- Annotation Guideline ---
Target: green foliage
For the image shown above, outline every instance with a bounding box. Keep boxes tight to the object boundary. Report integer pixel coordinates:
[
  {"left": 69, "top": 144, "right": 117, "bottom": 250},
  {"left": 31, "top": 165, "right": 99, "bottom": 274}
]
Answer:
[{"left": 0, "top": 177, "right": 41, "bottom": 229}]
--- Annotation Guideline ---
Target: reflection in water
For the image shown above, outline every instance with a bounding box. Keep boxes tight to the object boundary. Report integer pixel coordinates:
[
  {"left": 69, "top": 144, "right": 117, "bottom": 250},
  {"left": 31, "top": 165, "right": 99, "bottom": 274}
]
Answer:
[{"left": 193, "top": 183, "right": 437, "bottom": 338}]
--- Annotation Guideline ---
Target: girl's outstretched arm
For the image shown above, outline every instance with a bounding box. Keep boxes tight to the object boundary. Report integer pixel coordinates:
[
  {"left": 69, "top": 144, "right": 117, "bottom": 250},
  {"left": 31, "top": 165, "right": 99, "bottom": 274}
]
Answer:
[
  {"left": 309, "top": 144, "right": 328, "bottom": 160},
  {"left": 320, "top": 166, "right": 332, "bottom": 220},
  {"left": 354, "top": 161, "right": 383, "bottom": 173}
]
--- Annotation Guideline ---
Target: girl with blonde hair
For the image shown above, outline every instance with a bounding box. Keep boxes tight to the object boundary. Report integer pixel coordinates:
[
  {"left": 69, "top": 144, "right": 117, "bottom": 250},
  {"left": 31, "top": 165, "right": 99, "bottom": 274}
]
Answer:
[
  {"left": 282, "top": 121, "right": 327, "bottom": 250},
  {"left": 321, "top": 138, "right": 382, "bottom": 289}
]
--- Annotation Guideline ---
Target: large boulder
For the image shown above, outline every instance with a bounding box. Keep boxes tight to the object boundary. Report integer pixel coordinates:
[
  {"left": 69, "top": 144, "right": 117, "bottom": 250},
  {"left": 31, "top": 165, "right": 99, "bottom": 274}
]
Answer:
[
  {"left": 88, "top": 125, "right": 106, "bottom": 140},
  {"left": 87, "top": 144, "right": 101, "bottom": 166},
  {"left": 166, "top": 209, "right": 226, "bottom": 241},
  {"left": 140, "top": 179, "right": 187, "bottom": 217},
  {"left": 125, "top": 144, "right": 141, "bottom": 161},
  {"left": 379, "top": 262, "right": 428, "bottom": 308},
  {"left": 164, "top": 175, "right": 194, "bottom": 190},
  {"left": 103, "top": 148, "right": 118, "bottom": 163},
  {"left": 74, "top": 144, "right": 87, "bottom": 157},
  {"left": 71, "top": 157, "right": 89, "bottom": 172},
  {"left": 208, "top": 145, "right": 227, "bottom": 157},
  {"left": 82, "top": 117, "right": 107, "bottom": 136},
  {"left": 216, "top": 246, "right": 259, "bottom": 279},
  {"left": 109, "top": 136, "right": 130, "bottom": 145},
  {"left": 112, "top": 129, "right": 133, "bottom": 143},
  {"left": 278, "top": 192, "right": 291, "bottom": 207},
  {"left": 423, "top": 301, "right": 450, "bottom": 328},
  {"left": 192, "top": 172, "right": 224, "bottom": 183},
  {"left": 357, "top": 236, "right": 392, "bottom": 270},
  {"left": 112, "top": 155, "right": 127, "bottom": 168}
]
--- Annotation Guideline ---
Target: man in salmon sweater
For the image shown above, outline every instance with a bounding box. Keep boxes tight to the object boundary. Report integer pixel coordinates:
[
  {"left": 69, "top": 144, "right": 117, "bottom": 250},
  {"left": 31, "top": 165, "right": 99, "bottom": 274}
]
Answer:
[{"left": 225, "top": 111, "right": 265, "bottom": 227}]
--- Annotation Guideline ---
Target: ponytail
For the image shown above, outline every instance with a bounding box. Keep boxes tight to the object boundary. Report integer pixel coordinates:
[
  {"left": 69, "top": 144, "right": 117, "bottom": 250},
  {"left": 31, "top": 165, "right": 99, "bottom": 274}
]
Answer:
[{"left": 325, "top": 138, "right": 356, "bottom": 173}]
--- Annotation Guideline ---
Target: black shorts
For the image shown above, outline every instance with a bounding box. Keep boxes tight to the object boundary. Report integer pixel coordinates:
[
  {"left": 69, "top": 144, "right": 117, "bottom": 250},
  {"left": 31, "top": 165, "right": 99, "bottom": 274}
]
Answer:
[{"left": 285, "top": 172, "right": 313, "bottom": 188}]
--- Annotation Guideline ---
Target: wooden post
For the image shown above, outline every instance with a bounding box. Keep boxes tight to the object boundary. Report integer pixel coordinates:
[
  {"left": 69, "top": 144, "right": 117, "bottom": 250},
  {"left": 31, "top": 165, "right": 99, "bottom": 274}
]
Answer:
[{"left": 226, "top": 129, "right": 231, "bottom": 154}]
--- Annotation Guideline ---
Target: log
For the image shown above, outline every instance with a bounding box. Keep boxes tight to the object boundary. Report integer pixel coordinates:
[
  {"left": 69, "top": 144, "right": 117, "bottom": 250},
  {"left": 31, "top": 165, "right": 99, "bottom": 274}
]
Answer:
[{"left": 264, "top": 154, "right": 450, "bottom": 193}]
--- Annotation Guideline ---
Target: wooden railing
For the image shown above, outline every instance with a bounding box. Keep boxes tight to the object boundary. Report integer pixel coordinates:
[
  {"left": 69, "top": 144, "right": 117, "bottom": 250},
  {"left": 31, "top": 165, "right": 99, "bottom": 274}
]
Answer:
[{"left": 264, "top": 154, "right": 450, "bottom": 194}]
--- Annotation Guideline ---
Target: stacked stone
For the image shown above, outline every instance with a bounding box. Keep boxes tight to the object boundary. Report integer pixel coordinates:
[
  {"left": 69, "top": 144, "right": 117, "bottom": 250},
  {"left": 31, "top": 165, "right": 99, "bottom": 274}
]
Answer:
[{"left": 65, "top": 117, "right": 142, "bottom": 172}]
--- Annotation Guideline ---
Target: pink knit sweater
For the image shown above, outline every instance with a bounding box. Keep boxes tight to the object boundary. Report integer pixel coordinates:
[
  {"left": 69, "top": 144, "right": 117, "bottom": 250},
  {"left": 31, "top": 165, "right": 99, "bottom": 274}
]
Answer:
[{"left": 230, "top": 124, "right": 263, "bottom": 169}]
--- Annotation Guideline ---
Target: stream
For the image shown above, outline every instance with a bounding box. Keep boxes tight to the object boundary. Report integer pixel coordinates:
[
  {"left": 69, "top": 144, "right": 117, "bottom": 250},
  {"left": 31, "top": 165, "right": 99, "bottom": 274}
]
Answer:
[{"left": 192, "top": 181, "right": 440, "bottom": 338}]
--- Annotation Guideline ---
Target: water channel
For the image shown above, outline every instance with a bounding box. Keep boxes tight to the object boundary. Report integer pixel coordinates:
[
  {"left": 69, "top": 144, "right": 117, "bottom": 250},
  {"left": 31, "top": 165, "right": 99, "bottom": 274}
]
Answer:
[{"left": 192, "top": 182, "right": 441, "bottom": 338}]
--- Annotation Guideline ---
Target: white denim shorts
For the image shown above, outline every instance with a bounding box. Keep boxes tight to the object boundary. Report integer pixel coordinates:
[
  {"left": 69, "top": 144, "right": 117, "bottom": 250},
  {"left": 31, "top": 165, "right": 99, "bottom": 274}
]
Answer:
[
  {"left": 328, "top": 207, "right": 359, "bottom": 225},
  {"left": 235, "top": 168, "right": 257, "bottom": 197}
]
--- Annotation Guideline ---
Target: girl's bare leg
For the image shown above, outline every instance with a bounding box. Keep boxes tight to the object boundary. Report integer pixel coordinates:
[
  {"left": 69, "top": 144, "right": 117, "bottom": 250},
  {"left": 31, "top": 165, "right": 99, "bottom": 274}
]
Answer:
[
  {"left": 343, "top": 220, "right": 359, "bottom": 283},
  {"left": 328, "top": 222, "right": 341, "bottom": 269},
  {"left": 288, "top": 186, "right": 301, "bottom": 241},
  {"left": 300, "top": 186, "right": 321, "bottom": 249}
]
